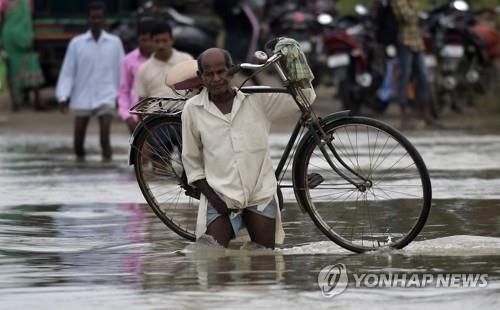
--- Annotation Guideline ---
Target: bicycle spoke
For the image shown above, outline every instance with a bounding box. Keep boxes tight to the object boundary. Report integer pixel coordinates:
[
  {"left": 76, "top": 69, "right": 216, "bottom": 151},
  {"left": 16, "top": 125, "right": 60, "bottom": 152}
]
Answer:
[
  {"left": 345, "top": 126, "right": 361, "bottom": 172},
  {"left": 363, "top": 192, "right": 375, "bottom": 248},
  {"left": 333, "top": 130, "right": 361, "bottom": 172},
  {"left": 309, "top": 188, "right": 358, "bottom": 200},
  {"left": 373, "top": 161, "right": 418, "bottom": 187},
  {"left": 134, "top": 118, "right": 197, "bottom": 241},
  {"left": 368, "top": 133, "right": 391, "bottom": 179},
  {"left": 375, "top": 187, "right": 422, "bottom": 198}
]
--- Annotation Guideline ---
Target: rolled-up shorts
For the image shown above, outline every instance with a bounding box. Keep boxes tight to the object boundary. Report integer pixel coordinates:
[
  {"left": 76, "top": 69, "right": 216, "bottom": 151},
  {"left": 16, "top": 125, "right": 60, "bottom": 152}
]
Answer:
[
  {"left": 72, "top": 103, "right": 116, "bottom": 117},
  {"left": 207, "top": 198, "right": 277, "bottom": 239}
]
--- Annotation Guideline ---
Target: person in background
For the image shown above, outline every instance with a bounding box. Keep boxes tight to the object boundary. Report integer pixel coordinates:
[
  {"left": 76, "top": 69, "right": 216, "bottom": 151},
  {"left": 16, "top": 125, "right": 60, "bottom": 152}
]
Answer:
[
  {"left": 55, "top": 2, "right": 124, "bottom": 162},
  {"left": 0, "top": 0, "right": 45, "bottom": 111},
  {"left": 118, "top": 20, "right": 154, "bottom": 133},
  {"left": 392, "top": 0, "right": 436, "bottom": 129},
  {"left": 134, "top": 21, "right": 193, "bottom": 100},
  {"left": 373, "top": 0, "right": 399, "bottom": 105}
]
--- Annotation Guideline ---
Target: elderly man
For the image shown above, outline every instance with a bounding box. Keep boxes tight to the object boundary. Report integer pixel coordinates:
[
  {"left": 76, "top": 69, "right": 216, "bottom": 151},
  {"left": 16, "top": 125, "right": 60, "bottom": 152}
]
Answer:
[{"left": 181, "top": 48, "right": 315, "bottom": 249}]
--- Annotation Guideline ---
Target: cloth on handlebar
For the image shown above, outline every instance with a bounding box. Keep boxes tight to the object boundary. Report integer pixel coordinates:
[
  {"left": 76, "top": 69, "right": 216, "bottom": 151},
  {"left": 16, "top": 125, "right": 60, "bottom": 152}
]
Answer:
[{"left": 273, "top": 38, "right": 314, "bottom": 85}]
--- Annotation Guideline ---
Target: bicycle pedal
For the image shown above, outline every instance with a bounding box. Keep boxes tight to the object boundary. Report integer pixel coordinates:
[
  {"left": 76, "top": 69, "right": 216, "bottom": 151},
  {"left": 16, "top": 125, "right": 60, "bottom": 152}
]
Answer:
[{"left": 308, "top": 173, "right": 324, "bottom": 189}]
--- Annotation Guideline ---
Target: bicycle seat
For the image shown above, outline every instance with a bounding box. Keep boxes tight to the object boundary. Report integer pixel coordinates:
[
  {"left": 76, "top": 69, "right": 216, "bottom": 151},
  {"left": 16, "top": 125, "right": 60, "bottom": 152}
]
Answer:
[{"left": 166, "top": 59, "right": 201, "bottom": 90}]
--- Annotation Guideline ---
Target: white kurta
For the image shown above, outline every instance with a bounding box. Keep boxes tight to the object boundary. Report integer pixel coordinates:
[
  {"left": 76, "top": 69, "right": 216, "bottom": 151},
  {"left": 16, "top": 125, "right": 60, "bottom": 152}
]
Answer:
[
  {"left": 181, "top": 87, "right": 316, "bottom": 244},
  {"left": 55, "top": 30, "right": 125, "bottom": 108},
  {"left": 135, "top": 49, "right": 193, "bottom": 98}
]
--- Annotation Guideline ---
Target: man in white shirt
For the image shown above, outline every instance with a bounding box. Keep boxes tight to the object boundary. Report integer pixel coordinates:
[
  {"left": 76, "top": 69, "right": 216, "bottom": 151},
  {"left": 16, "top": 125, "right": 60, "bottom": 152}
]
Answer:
[
  {"left": 182, "top": 48, "right": 315, "bottom": 249},
  {"left": 55, "top": 2, "right": 124, "bottom": 162},
  {"left": 135, "top": 21, "right": 193, "bottom": 99}
]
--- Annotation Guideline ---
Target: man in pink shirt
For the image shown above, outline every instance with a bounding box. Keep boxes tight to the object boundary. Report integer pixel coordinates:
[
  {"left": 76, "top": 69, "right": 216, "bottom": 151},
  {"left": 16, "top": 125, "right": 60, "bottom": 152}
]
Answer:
[{"left": 118, "top": 21, "right": 154, "bottom": 133}]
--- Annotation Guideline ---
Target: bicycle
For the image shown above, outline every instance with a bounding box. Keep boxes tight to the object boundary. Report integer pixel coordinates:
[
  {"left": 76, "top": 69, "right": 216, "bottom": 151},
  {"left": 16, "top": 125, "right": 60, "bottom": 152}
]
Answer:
[{"left": 128, "top": 41, "right": 432, "bottom": 253}]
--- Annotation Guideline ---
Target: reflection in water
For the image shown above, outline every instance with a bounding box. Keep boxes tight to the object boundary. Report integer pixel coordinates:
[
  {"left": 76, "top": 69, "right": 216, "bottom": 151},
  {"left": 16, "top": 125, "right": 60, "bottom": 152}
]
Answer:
[
  {"left": 119, "top": 203, "right": 147, "bottom": 286},
  {"left": 189, "top": 245, "right": 286, "bottom": 289},
  {"left": 0, "top": 203, "right": 151, "bottom": 289},
  {"left": 0, "top": 202, "right": 498, "bottom": 294}
]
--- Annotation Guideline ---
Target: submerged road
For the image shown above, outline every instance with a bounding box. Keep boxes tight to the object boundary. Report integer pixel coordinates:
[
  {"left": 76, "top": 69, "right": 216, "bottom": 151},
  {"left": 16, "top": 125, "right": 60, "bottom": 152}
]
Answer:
[{"left": 0, "top": 125, "right": 499, "bottom": 309}]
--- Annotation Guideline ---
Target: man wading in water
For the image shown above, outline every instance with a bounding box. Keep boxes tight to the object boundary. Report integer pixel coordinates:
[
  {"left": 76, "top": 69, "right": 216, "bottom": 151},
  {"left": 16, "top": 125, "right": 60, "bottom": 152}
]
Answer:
[{"left": 182, "top": 47, "right": 315, "bottom": 249}]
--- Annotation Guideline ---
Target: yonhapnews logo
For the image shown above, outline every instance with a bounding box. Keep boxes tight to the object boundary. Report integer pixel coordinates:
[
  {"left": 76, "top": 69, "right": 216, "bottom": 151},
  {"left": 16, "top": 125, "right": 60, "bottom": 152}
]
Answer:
[
  {"left": 318, "top": 264, "right": 488, "bottom": 298},
  {"left": 317, "top": 263, "right": 348, "bottom": 297}
]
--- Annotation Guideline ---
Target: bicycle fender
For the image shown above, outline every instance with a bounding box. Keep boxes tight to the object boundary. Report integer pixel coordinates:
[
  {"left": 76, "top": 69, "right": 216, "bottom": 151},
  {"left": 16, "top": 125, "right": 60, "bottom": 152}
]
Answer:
[
  {"left": 319, "top": 110, "right": 352, "bottom": 126},
  {"left": 300, "top": 110, "right": 352, "bottom": 146}
]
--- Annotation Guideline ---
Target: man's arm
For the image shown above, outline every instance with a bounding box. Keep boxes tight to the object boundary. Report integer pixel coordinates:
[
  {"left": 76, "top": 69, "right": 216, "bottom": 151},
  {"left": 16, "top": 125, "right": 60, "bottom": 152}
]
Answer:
[
  {"left": 193, "top": 179, "right": 230, "bottom": 215},
  {"left": 117, "top": 58, "right": 133, "bottom": 120},
  {"left": 181, "top": 105, "right": 230, "bottom": 215},
  {"left": 55, "top": 39, "right": 77, "bottom": 110},
  {"left": 113, "top": 39, "right": 125, "bottom": 92},
  {"left": 258, "top": 86, "right": 316, "bottom": 122}
]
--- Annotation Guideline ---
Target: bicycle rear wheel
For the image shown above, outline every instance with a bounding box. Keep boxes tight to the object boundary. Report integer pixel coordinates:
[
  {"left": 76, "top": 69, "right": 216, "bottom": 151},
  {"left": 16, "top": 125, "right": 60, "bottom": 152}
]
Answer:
[
  {"left": 132, "top": 116, "right": 197, "bottom": 241},
  {"left": 293, "top": 117, "right": 431, "bottom": 253}
]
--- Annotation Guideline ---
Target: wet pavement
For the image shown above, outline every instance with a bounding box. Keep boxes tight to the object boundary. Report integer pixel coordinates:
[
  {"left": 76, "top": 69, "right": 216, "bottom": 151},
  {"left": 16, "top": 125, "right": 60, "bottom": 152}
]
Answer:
[{"left": 0, "top": 129, "right": 499, "bottom": 309}]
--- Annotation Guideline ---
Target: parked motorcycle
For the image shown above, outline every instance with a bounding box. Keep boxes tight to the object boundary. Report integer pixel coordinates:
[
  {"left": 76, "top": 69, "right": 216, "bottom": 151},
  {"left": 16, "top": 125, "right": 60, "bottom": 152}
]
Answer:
[
  {"left": 463, "top": 8, "right": 499, "bottom": 98},
  {"left": 265, "top": 2, "right": 324, "bottom": 86},
  {"left": 423, "top": 0, "right": 496, "bottom": 113},
  {"left": 321, "top": 4, "right": 387, "bottom": 115}
]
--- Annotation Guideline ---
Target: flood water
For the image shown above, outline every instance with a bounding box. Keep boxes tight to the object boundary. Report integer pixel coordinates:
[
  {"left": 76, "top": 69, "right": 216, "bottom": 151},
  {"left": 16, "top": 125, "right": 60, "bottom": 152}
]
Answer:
[{"left": 0, "top": 130, "right": 499, "bottom": 309}]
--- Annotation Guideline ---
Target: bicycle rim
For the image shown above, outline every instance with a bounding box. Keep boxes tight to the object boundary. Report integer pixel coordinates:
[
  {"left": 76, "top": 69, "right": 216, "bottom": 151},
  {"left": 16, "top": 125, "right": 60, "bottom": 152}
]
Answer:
[
  {"left": 133, "top": 117, "right": 197, "bottom": 241},
  {"left": 295, "top": 117, "right": 431, "bottom": 252}
]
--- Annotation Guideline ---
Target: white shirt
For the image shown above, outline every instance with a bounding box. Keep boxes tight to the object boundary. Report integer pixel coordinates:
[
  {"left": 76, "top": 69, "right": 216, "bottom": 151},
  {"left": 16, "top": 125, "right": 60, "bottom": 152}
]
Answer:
[
  {"left": 182, "top": 87, "right": 316, "bottom": 243},
  {"left": 135, "top": 49, "right": 193, "bottom": 98},
  {"left": 55, "top": 30, "right": 125, "bottom": 110}
]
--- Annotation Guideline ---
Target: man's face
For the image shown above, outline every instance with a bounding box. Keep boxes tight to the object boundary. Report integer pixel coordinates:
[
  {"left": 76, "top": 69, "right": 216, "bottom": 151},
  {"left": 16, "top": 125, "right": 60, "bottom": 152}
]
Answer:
[
  {"left": 138, "top": 33, "right": 153, "bottom": 56},
  {"left": 198, "top": 52, "right": 232, "bottom": 96},
  {"left": 152, "top": 32, "right": 173, "bottom": 58},
  {"left": 89, "top": 9, "right": 105, "bottom": 33}
]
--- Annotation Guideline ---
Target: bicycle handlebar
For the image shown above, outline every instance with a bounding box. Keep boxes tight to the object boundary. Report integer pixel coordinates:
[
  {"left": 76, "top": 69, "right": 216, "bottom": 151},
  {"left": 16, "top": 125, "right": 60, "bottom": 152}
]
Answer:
[
  {"left": 229, "top": 52, "right": 283, "bottom": 76},
  {"left": 228, "top": 37, "right": 284, "bottom": 77}
]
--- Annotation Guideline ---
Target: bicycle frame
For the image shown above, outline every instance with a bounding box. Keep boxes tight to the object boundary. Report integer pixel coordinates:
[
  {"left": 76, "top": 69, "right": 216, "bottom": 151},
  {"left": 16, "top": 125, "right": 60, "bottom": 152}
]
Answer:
[{"left": 238, "top": 54, "right": 370, "bottom": 194}]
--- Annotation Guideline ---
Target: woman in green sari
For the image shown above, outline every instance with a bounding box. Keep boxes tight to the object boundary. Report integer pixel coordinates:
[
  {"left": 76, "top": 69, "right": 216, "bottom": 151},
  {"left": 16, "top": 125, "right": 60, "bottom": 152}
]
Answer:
[{"left": 0, "top": 0, "right": 45, "bottom": 111}]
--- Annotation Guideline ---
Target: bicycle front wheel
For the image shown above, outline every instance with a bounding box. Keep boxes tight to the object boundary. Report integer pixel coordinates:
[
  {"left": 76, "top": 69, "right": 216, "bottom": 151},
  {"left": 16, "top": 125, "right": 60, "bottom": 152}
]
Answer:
[
  {"left": 293, "top": 117, "right": 431, "bottom": 253},
  {"left": 132, "top": 116, "right": 197, "bottom": 241}
]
